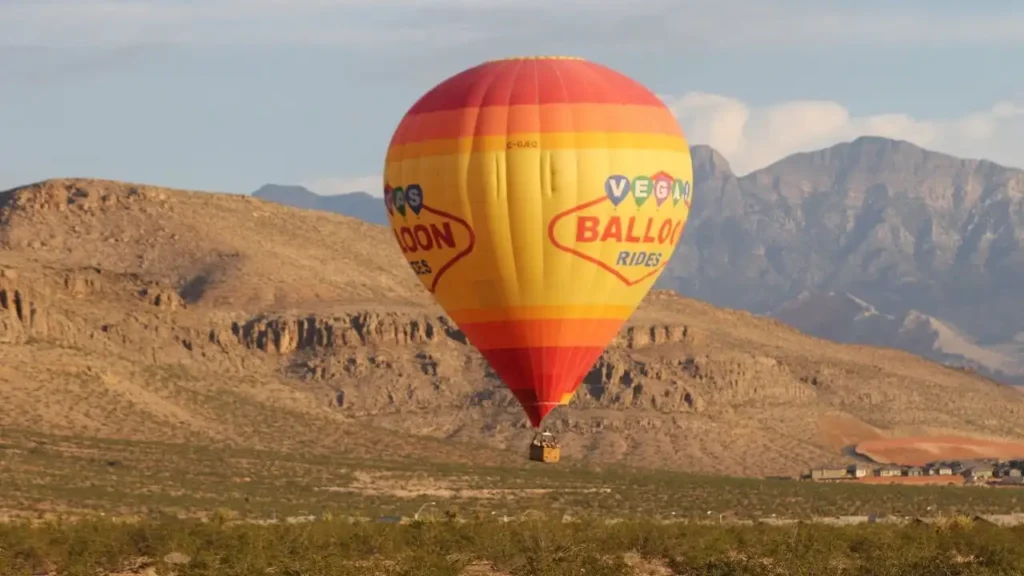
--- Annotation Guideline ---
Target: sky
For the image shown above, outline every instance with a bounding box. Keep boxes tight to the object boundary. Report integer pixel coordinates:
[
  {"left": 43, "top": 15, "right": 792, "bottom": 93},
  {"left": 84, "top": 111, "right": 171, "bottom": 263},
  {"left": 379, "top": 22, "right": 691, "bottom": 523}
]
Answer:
[{"left": 1, "top": 0, "right": 1023, "bottom": 196}]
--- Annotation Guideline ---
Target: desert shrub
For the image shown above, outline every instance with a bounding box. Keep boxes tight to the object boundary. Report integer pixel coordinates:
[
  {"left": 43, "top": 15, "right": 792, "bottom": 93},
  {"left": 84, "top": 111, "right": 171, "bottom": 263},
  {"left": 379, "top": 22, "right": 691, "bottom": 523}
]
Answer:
[{"left": 5, "top": 515, "right": 1024, "bottom": 575}]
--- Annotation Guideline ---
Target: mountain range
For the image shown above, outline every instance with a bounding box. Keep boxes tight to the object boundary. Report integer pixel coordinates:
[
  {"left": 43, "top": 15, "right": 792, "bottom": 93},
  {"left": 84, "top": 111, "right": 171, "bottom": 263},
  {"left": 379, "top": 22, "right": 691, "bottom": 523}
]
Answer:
[
  {"left": 252, "top": 184, "right": 388, "bottom": 225},
  {"left": 253, "top": 137, "right": 1024, "bottom": 384},
  {"left": 7, "top": 178, "right": 1024, "bottom": 477}
]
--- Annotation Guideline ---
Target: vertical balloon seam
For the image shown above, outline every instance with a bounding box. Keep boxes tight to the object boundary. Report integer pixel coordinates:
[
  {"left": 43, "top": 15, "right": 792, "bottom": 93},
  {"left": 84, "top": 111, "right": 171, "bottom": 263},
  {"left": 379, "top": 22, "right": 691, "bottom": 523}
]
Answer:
[
  {"left": 554, "top": 59, "right": 587, "bottom": 413},
  {"left": 562, "top": 61, "right": 589, "bottom": 411},
  {"left": 555, "top": 61, "right": 601, "bottom": 411},
  {"left": 570, "top": 60, "right": 613, "bottom": 408},
  {"left": 580, "top": 59, "right": 632, "bottom": 408},
  {"left": 494, "top": 60, "right": 520, "bottom": 310},
  {"left": 584, "top": 59, "right": 630, "bottom": 373},
  {"left": 458, "top": 59, "right": 505, "bottom": 242},
  {"left": 539, "top": 59, "right": 562, "bottom": 368},
  {"left": 502, "top": 60, "right": 529, "bottom": 408},
  {"left": 541, "top": 59, "right": 568, "bottom": 409},
  {"left": 585, "top": 60, "right": 622, "bottom": 408},
  {"left": 477, "top": 60, "right": 522, "bottom": 412},
  {"left": 524, "top": 60, "right": 550, "bottom": 410},
  {"left": 505, "top": 59, "right": 526, "bottom": 312},
  {"left": 467, "top": 63, "right": 506, "bottom": 316}
]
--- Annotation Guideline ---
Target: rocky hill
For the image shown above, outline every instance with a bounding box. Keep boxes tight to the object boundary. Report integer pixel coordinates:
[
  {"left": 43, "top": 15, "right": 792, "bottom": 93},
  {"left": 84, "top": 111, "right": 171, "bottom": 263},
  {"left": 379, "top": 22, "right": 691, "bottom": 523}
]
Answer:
[
  {"left": 253, "top": 137, "right": 1024, "bottom": 383},
  {"left": 666, "top": 137, "right": 1024, "bottom": 381},
  {"left": 4, "top": 178, "right": 1024, "bottom": 478},
  {"left": 773, "top": 291, "right": 1024, "bottom": 383}
]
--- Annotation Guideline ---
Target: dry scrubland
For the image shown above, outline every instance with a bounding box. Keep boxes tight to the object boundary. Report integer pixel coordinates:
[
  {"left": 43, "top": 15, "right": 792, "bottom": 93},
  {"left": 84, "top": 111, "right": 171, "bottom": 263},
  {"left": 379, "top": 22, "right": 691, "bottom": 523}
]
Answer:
[
  {"left": 6, "top": 429, "right": 1024, "bottom": 575},
  {"left": 5, "top": 179, "right": 1024, "bottom": 573},
  {"left": 6, "top": 515, "right": 1024, "bottom": 576},
  {"left": 8, "top": 428, "right": 1024, "bottom": 523}
]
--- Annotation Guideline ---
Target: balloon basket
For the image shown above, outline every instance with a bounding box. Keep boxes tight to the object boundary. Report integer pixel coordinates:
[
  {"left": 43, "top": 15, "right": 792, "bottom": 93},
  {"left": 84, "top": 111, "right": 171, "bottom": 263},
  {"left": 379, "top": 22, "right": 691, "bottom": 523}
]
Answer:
[{"left": 528, "top": 432, "right": 560, "bottom": 463}]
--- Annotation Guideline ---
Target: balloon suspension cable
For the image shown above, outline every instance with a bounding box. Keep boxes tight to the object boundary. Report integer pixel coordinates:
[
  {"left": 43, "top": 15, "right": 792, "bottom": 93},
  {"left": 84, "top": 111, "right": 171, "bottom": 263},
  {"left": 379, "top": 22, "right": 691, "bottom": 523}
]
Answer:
[{"left": 531, "top": 429, "right": 559, "bottom": 448}]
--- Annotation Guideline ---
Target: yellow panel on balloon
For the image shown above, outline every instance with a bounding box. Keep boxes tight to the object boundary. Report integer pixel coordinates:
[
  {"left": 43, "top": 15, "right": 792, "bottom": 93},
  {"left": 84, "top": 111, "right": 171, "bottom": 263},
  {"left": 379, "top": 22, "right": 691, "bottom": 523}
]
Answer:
[{"left": 383, "top": 57, "right": 693, "bottom": 427}]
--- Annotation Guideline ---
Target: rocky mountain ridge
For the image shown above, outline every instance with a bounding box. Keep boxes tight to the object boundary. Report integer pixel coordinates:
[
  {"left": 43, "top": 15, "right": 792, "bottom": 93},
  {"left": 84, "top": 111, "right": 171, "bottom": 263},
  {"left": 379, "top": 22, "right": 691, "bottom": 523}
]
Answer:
[
  {"left": 773, "top": 290, "right": 1024, "bottom": 383},
  {"left": 255, "top": 137, "right": 1024, "bottom": 384},
  {"left": 668, "top": 137, "right": 1024, "bottom": 373},
  {"left": 4, "top": 178, "right": 1024, "bottom": 477}
]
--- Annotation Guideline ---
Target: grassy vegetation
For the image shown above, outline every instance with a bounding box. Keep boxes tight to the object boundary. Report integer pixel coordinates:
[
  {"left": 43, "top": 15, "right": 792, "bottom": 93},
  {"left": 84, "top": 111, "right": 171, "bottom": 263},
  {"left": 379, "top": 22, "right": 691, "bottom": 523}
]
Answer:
[
  {"left": 4, "top": 515, "right": 1024, "bottom": 575},
  {"left": 5, "top": 427, "right": 1024, "bottom": 524},
  {"left": 8, "top": 427, "right": 1024, "bottom": 573}
]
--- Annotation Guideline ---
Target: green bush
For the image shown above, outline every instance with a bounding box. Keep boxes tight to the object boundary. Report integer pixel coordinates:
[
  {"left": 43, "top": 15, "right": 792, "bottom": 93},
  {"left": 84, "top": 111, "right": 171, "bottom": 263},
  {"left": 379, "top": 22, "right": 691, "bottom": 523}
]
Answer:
[{"left": 4, "top": 517, "right": 1024, "bottom": 576}]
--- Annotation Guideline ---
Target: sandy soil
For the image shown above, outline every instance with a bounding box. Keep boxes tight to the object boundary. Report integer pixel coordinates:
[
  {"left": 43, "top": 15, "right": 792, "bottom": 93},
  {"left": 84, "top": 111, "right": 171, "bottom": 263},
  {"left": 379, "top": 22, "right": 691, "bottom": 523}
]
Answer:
[{"left": 856, "top": 436, "right": 1024, "bottom": 466}]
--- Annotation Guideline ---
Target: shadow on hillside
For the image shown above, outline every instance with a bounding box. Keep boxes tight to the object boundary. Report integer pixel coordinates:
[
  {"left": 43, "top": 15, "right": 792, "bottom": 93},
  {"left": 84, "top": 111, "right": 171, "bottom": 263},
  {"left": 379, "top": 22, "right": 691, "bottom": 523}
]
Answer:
[
  {"left": 179, "top": 273, "right": 211, "bottom": 304},
  {"left": 438, "top": 318, "right": 467, "bottom": 345},
  {"left": 842, "top": 444, "right": 876, "bottom": 464},
  {"left": 583, "top": 367, "right": 606, "bottom": 401}
]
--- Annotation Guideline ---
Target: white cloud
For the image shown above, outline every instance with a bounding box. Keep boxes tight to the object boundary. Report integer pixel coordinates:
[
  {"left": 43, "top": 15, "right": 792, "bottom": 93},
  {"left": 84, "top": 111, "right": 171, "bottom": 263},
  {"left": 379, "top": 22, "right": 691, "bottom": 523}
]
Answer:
[
  {"left": 306, "top": 96, "right": 1024, "bottom": 194},
  {"left": 663, "top": 93, "right": 1024, "bottom": 175},
  {"left": 301, "top": 175, "right": 381, "bottom": 196}
]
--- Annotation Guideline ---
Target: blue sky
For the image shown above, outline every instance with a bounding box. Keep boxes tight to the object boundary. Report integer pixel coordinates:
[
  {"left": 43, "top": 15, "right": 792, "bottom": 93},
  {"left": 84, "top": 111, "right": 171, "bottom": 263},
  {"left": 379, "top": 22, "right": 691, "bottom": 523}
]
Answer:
[{"left": 2, "top": 0, "right": 1023, "bottom": 195}]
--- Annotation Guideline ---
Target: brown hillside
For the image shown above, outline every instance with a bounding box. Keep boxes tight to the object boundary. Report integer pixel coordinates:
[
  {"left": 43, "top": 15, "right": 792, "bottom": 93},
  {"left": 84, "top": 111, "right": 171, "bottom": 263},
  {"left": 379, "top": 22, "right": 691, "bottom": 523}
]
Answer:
[{"left": 3, "top": 178, "right": 1024, "bottom": 477}]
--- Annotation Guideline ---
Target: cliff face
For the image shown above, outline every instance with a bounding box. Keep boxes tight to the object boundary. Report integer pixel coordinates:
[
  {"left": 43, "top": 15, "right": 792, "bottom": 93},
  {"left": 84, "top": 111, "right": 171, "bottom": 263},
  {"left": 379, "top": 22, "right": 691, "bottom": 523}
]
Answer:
[
  {"left": 662, "top": 138, "right": 1024, "bottom": 382},
  {"left": 3, "top": 178, "right": 1024, "bottom": 478}
]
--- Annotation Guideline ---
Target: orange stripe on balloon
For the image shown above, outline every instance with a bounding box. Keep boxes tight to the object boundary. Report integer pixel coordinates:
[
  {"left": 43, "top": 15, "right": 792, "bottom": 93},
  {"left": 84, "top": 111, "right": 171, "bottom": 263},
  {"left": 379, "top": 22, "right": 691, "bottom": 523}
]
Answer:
[
  {"left": 390, "top": 104, "right": 681, "bottom": 146},
  {"left": 483, "top": 345, "right": 605, "bottom": 427},
  {"left": 460, "top": 318, "right": 624, "bottom": 350},
  {"left": 385, "top": 132, "right": 688, "bottom": 162},
  {"left": 448, "top": 304, "right": 635, "bottom": 324}
]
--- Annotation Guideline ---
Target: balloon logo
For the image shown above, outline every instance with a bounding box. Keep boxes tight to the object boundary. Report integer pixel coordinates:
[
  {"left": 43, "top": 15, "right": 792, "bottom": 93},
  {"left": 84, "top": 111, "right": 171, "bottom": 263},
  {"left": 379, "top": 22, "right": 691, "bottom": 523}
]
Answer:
[{"left": 383, "top": 56, "right": 693, "bottom": 428}]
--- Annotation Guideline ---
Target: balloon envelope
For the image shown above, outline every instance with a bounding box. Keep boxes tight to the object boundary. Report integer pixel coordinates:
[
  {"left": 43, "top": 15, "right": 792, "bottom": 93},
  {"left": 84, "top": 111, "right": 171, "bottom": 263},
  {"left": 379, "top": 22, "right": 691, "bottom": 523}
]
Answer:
[{"left": 383, "top": 56, "right": 693, "bottom": 427}]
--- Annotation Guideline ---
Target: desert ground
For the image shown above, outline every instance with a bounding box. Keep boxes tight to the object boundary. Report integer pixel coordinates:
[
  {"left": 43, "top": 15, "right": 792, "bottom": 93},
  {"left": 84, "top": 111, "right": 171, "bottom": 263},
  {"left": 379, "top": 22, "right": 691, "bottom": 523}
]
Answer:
[
  {"left": 5, "top": 179, "right": 1024, "bottom": 574},
  {"left": 5, "top": 179, "right": 1024, "bottom": 477},
  {"left": 856, "top": 436, "right": 1024, "bottom": 466}
]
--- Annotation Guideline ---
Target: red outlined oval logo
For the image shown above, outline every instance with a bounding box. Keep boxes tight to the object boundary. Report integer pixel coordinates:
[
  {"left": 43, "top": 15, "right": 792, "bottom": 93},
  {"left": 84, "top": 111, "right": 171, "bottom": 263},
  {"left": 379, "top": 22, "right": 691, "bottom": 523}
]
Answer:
[
  {"left": 548, "top": 172, "right": 690, "bottom": 286},
  {"left": 385, "top": 183, "right": 475, "bottom": 293}
]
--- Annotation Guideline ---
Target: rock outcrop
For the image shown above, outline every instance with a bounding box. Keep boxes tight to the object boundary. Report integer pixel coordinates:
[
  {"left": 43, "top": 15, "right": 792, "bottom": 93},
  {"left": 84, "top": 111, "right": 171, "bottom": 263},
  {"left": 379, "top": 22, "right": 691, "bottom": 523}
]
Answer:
[{"left": 5, "top": 177, "right": 1024, "bottom": 477}]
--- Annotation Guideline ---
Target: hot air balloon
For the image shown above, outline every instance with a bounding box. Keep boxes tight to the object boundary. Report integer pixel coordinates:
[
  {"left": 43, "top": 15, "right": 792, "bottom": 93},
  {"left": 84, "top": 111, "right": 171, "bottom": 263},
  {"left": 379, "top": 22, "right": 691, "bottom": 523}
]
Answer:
[{"left": 382, "top": 56, "right": 693, "bottom": 455}]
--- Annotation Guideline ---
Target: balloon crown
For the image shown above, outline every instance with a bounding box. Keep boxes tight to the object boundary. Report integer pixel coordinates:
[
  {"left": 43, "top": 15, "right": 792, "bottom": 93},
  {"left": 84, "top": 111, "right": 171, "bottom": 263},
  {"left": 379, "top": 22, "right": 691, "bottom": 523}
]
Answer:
[{"left": 484, "top": 55, "right": 585, "bottom": 62}]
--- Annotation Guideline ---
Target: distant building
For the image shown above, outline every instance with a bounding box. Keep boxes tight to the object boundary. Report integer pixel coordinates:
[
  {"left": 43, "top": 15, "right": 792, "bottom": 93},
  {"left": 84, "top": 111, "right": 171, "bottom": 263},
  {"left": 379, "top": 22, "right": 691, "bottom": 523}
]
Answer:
[
  {"left": 926, "top": 464, "right": 953, "bottom": 476},
  {"left": 876, "top": 466, "right": 903, "bottom": 478},
  {"left": 963, "top": 466, "right": 994, "bottom": 481},
  {"left": 810, "top": 468, "right": 849, "bottom": 481},
  {"left": 848, "top": 464, "right": 870, "bottom": 478},
  {"left": 904, "top": 467, "right": 924, "bottom": 477}
]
